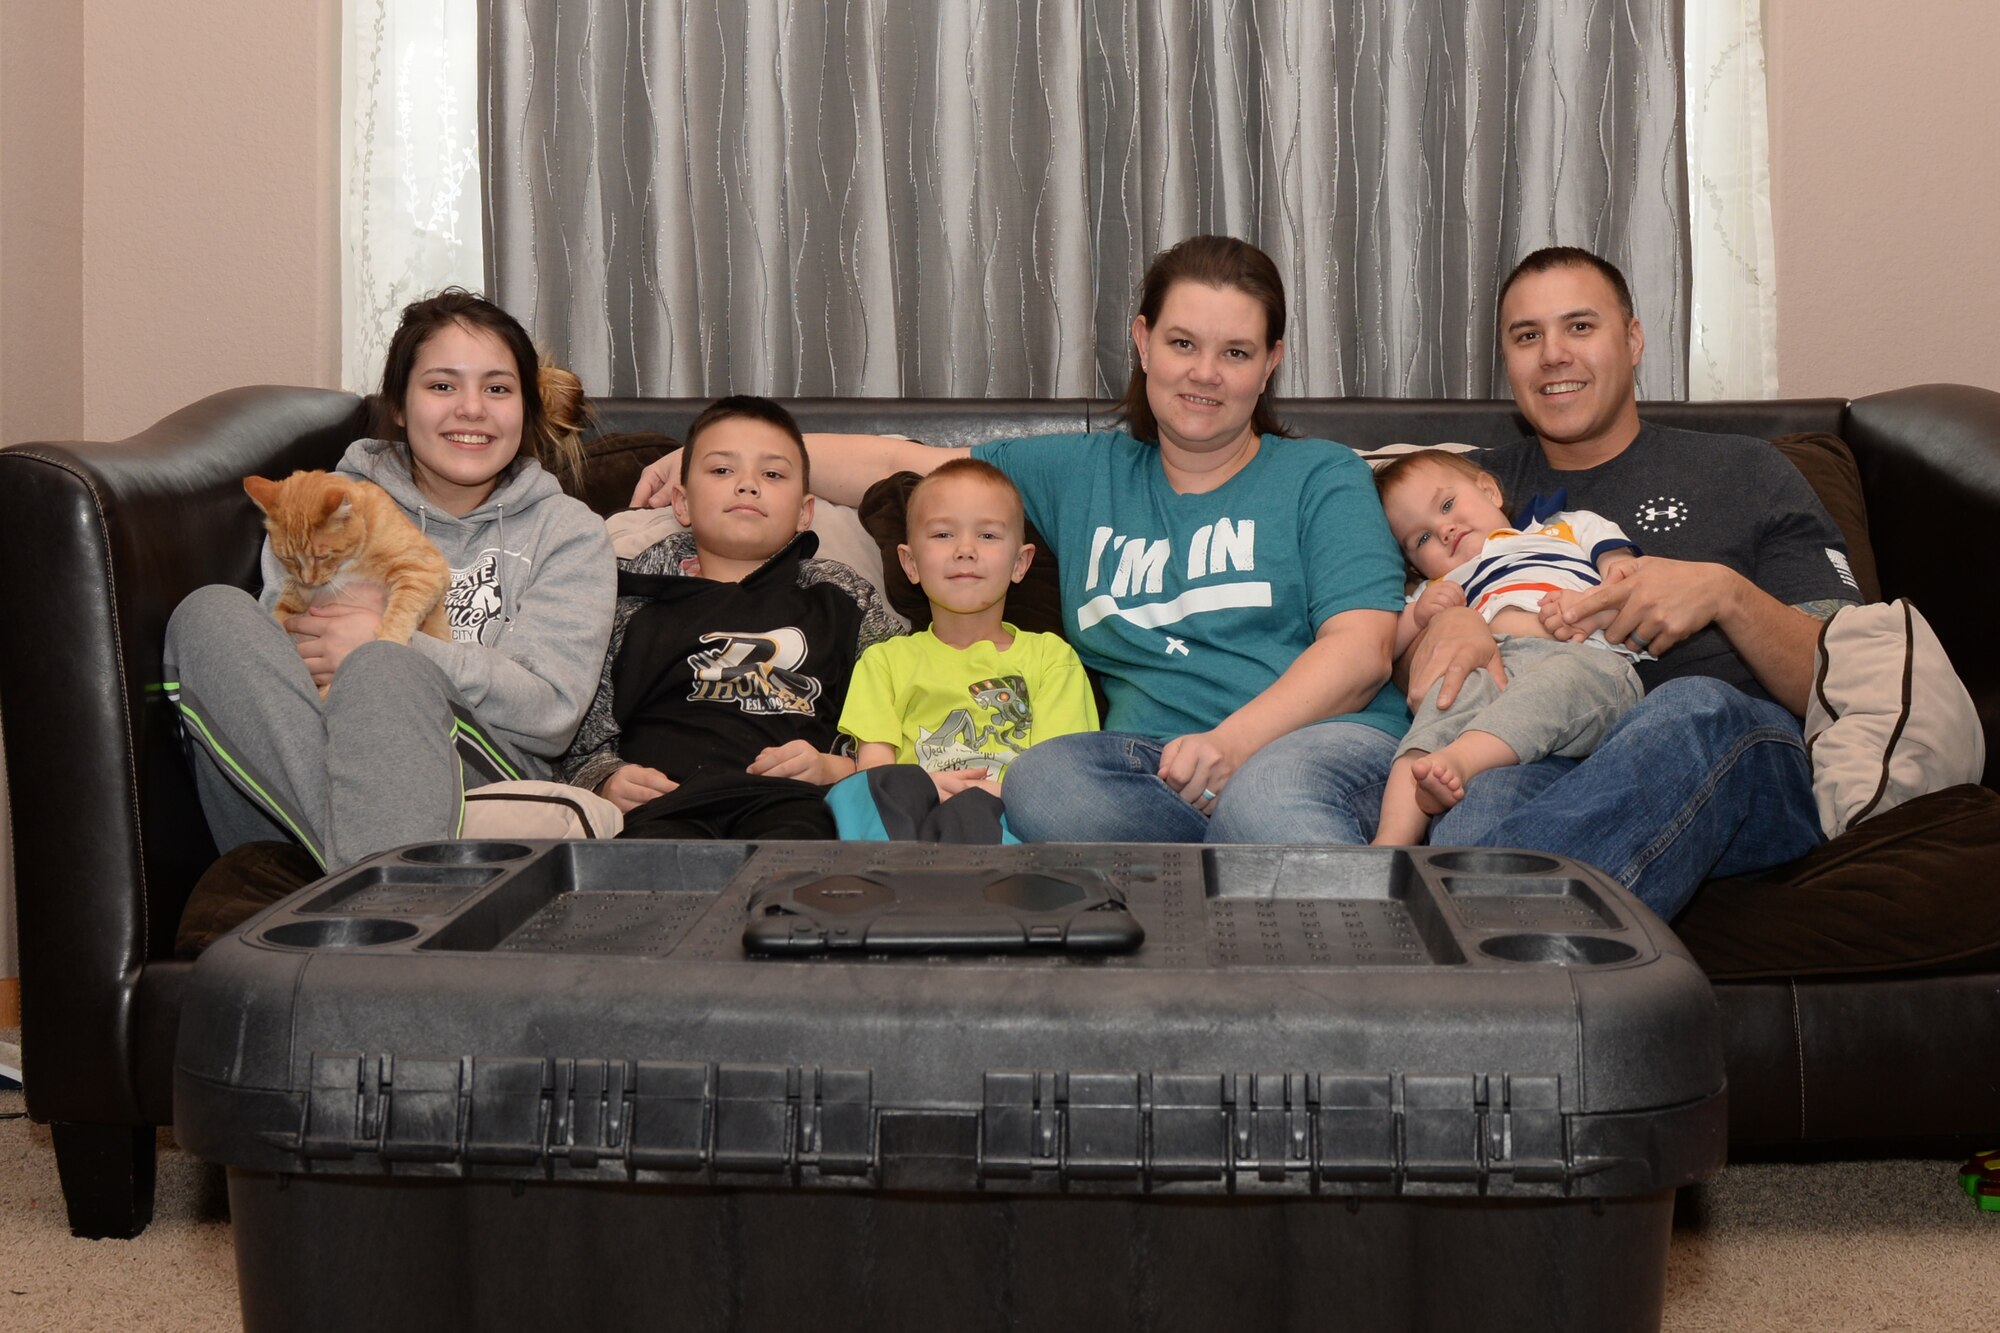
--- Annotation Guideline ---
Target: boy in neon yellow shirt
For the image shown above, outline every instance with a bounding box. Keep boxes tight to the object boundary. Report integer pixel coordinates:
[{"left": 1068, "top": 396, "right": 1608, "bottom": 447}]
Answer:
[{"left": 829, "top": 459, "right": 1098, "bottom": 840}]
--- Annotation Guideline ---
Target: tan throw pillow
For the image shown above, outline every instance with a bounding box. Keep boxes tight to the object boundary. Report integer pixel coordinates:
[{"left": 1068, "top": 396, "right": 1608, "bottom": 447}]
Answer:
[
  {"left": 1804, "top": 599, "right": 1985, "bottom": 838},
  {"left": 462, "top": 780, "right": 624, "bottom": 839}
]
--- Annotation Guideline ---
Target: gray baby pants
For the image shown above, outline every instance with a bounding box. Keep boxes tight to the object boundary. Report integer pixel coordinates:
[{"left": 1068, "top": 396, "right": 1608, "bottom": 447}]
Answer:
[
  {"left": 1397, "top": 635, "right": 1642, "bottom": 765},
  {"left": 164, "top": 584, "right": 530, "bottom": 871}
]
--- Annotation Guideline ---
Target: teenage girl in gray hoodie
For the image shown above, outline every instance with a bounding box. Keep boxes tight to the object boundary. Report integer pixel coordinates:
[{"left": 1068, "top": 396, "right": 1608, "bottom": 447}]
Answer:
[{"left": 165, "top": 291, "right": 616, "bottom": 871}]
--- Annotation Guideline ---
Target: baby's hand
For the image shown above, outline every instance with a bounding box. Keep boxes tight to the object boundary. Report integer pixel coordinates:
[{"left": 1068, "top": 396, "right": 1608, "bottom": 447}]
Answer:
[
  {"left": 1411, "top": 579, "right": 1466, "bottom": 630},
  {"left": 1537, "top": 588, "right": 1600, "bottom": 642}
]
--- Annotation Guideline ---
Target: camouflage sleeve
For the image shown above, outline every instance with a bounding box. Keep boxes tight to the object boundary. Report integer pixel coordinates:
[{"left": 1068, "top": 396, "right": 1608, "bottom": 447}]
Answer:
[
  {"left": 559, "top": 536, "right": 691, "bottom": 791},
  {"left": 799, "top": 559, "right": 910, "bottom": 649}
]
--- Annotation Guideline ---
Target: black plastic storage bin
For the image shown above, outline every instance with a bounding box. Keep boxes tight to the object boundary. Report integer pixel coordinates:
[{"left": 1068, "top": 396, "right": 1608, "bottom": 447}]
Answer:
[{"left": 175, "top": 841, "right": 1725, "bottom": 1333}]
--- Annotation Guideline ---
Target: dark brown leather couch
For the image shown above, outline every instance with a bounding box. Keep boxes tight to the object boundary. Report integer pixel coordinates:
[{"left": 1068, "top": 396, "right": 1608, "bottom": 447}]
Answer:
[{"left": 3, "top": 384, "right": 1996, "bottom": 1236}]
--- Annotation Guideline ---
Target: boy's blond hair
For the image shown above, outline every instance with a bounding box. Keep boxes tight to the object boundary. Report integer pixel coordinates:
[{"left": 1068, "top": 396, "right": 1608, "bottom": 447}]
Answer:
[{"left": 905, "top": 458, "right": 1026, "bottom": 540}]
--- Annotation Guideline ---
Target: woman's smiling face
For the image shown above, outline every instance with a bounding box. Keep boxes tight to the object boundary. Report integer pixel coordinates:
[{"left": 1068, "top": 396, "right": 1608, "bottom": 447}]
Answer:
[{"left": 1131, "top": 280, "right": 1284, "bottom": 458}]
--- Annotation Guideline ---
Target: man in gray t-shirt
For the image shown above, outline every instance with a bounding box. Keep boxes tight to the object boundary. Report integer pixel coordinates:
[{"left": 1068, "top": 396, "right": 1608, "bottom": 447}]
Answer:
[{"left": 1402, "top": 247, "right": 1860, "bottom": 919}]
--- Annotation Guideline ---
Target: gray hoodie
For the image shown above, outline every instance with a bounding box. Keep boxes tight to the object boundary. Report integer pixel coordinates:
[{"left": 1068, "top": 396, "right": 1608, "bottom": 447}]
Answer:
[{"left": 257, "top": 439, "right": 616, "bottom": 773}]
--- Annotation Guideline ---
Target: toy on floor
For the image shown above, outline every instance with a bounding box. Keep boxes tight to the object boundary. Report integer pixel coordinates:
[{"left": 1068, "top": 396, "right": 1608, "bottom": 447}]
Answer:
[{"left": 1958, "top": 1148, "right": 1998, "bottom": 1212}]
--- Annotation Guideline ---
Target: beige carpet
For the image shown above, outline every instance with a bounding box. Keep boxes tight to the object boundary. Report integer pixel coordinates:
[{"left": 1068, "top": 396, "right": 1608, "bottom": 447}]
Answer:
[{"left": 2, "top": 1026, "right": 1993, "bottom": 1332}]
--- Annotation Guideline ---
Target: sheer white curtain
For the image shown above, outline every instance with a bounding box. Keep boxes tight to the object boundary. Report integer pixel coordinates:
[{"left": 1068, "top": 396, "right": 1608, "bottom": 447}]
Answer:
[
  {"left": 1684, "top": 0, "right": 1780, "bottom": 399},
  {"left": 340, "top": 0, "right": 486, "bottom": 393}
]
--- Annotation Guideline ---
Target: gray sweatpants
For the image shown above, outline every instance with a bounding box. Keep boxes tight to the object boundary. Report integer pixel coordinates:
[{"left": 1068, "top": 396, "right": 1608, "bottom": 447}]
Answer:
[
  {"left": 1397, "top": 635, "right": 1642, "bottom": 765},
  {"left": 163, "top": 585, "right": 531, "bottom": 872}
]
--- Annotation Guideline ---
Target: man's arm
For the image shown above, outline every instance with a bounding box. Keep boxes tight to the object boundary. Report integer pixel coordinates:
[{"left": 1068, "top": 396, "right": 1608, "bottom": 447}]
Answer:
[
  {"left": 1544, "top": 558, "right": 1841, "bottom": 715},
  {"left": 1158, "top": 607, "right": 1397, "bottom": 804},
  {"left": 632, "top": 434, "right": 967, "bottom": 508}
]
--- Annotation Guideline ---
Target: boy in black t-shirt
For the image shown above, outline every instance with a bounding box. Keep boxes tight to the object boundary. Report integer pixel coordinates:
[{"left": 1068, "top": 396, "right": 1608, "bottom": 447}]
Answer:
[{"left": 561, "top": 396, "right": 903, "bottom": 839}]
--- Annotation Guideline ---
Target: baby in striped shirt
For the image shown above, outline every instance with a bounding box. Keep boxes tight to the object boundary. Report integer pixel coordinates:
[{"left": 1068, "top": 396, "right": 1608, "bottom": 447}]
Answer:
[{"left": 1371, "top": 449, "right": 1647, "bottom": 846}]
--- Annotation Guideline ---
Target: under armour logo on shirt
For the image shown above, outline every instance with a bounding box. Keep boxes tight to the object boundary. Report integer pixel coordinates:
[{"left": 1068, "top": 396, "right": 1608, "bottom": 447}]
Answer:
[{"left": 1631, "top": 496, "right": 1689, "bottom": 533}]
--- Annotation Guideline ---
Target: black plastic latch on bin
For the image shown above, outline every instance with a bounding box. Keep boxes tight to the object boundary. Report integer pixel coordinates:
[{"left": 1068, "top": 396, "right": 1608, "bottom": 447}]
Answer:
[
  {"left": 380, "top": 1056, "right": 464, "bottom": 1165},
  {"left": 1403, "top": 1073, "right": 1482, "bottom": 1185},
  {"left": 711, "top": 1064, "right": 796, "bottom": 1173},
  {"left": 806, "top": 1068, "right": 874, "bottom": 1176},
  {"left": 552, "top": 1060, "right": 627, "bottom": 1170},
  {"left": 1149, "top": 1074, "right": 1228, "bottom": 1182},
  {"left": 1315, "top": 1073, "right": 1398, "bottom": 1193},
  {"left": 1066, "top": 1073, "right": 1143, "bottom": 1180},
  {"left": 465, "top": 1058, "right": 550, "bottom": 1167},
  {"left": 298, "top": 1052, "right": 377, "bottom": 1160},
  {"left": 628, "top": 1062, "right": 712, "bottom": 1171}
]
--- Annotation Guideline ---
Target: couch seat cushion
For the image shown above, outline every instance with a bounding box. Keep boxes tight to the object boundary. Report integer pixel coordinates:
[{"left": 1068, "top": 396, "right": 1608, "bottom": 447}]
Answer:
[{"left": 1675, "top": 784, "right": 2000, "bottom": 980}]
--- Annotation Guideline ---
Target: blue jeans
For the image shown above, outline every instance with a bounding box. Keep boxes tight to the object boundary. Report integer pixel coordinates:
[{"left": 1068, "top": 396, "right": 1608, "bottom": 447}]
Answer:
[
  {"left": 1002, "top": 722, "right": 1399, "bottom": 844},
  {"left": 1428, "top": 676, "right": 1823, "bottom": 920}
]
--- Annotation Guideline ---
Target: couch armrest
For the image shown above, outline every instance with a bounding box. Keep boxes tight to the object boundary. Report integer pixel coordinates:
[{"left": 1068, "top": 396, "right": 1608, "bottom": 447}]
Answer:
[
  {"left": 1844, "top": 383, "right": 2000, "bottom": 784},
  {"left": 0, "top": 386, "right": 365, "bottom": 1123}
]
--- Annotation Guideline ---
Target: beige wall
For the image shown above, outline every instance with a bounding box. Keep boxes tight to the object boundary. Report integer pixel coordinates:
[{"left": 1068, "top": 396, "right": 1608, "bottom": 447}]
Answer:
[
  {"left": 1765, "top": 0, "right": 2000, "bottom": 398},
  {"left": 0, "top": 1, "right": 86, "bottom": 446},
  {"left": 0, "top": 1, "right": 338, "bottom": 980},
  {"left": 0, "top": 0, "right": 340, "bottom": 450}
]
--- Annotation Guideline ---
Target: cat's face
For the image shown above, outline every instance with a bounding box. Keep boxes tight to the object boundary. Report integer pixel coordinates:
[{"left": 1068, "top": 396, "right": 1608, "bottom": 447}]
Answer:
[
  {"left": 394, "top": 320, "right": 525, "bottom": 515},
  {"left": 246, "top": 473, "right": 365, "bottom": 590}
]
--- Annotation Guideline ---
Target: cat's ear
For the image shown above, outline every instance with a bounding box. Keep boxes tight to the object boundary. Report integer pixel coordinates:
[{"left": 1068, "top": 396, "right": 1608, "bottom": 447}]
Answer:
[
  {"left": 321, "top": 490, "right": 351, "bottom": 522},
  {"left": 243, "top": 475, "right": 279, "bottom": 513}
]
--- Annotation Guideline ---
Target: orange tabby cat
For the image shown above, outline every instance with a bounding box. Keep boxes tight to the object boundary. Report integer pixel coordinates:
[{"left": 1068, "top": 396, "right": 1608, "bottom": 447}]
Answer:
[{"left": 245, "top": 472, "right": 452, "bottom": 692}]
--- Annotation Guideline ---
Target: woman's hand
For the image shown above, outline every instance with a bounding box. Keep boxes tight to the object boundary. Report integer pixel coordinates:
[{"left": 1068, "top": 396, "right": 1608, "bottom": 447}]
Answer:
[
  {"left": 1159, "top": 727, "right": 1248, "bottom": 814},
  {"left": 284, "top": 602, "right": 384, "bottom": 690},
  {"left": 598, "top": 763, "right": 678, "bottom": 813},
  {"left": 630, "top": 452, "right": 682, "bottom": 509}
]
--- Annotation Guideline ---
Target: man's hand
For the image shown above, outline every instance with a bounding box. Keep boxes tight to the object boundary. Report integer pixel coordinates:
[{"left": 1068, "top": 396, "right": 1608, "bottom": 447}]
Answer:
[
  {"left": 1159, "top": 727, "right": 1250, "bottom": 813},
  {"left": 284, "top": 602, "right": 384, "bottom": 690},
  {"left": 747, "top": 740, "right": 854, "bottom": 786},
  {"left": 630, "top": 452, "right": 682, "bottom": 509},
  {"left": 1543, "top": 556, "right": 1743, "bottom": 657},
  {"left": 1410, "top": 579, "right": 1465, "bottom": 632},
  {"left": 1399, "top": 605, "right": 1506, "bottom": 710},
  {"left": 599, "top": 763, "right": 678, "bottom": 813}
]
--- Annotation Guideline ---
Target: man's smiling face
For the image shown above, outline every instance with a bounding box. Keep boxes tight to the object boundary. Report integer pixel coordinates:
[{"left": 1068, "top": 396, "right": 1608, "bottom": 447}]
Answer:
[{"left": 1500, "top": 261, "right": 1646, "bottom": 469}]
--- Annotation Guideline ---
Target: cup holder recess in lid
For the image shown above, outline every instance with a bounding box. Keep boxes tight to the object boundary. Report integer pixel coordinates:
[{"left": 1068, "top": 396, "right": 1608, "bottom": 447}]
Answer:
[
  {"left": 262, "top": 917, "right": 422, "bottom": 949},
  {"left": 399, "top": 842, "right": 533, "bottom": 866},
  {"left": 1427, "top": 850, "right": 1563, "bottom": 876},
  {"left": 1478, "top": 933, "right": 1638, "bottom": 966}
]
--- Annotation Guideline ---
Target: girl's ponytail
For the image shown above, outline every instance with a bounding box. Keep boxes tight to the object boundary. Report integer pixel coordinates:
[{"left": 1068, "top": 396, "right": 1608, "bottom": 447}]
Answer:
[{"left": 534, "top": 361, "right": 592, "bottom": 497}]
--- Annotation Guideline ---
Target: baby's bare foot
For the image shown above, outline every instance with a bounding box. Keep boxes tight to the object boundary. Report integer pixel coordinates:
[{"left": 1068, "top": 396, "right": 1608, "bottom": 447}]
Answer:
[{"left": 1411, "top": 754, "right": 1467, "bottom": 817}]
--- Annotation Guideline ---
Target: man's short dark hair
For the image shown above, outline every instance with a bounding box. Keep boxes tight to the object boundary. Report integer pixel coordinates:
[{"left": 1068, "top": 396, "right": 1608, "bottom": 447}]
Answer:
[
  {"left": 1498, "top": 246, "right": 1636, "bottom": 322},
  {"left": 680, "top": 395, "right": 809, "bottom": 490}
]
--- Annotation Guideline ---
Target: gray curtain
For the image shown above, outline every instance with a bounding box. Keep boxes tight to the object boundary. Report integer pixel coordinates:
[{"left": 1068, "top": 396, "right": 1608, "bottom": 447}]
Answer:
[{"left": 483, "top": 1, "right": 1686, "bottom": 402}]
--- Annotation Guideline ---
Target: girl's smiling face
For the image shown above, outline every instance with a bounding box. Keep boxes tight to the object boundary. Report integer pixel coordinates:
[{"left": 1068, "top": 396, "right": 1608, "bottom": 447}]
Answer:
[{"left": 395, "top": 320, "right": 526, "bottom": 515}]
